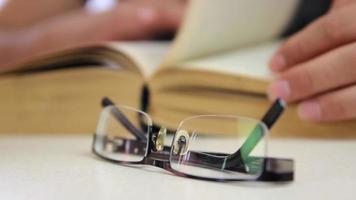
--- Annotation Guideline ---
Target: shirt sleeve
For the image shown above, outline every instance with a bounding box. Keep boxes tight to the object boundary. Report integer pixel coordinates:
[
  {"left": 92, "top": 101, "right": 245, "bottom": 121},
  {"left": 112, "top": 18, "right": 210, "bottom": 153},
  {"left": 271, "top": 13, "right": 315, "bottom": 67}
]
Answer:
[
  {"left": 281, "top": 0, "right": 332, "bottom": 37},
  {"left": 85, "top": 0, "right": 118, "bottom": 13}
]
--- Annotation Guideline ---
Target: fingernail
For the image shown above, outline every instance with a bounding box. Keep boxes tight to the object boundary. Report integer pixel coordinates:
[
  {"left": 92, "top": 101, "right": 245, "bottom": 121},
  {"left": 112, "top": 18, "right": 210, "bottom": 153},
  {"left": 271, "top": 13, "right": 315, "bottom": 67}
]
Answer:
[
  {"left": 298, "top": 100, "right": 321, "bottom": 121},
  {"left": 137, "top": 8, "right": 157, "bottom": 24},
  {"left": 269, "top": 53, "right": 286, "bottom": 71},
  {"left": 267, "top": 80, "right": 291, "bottom": 101}
]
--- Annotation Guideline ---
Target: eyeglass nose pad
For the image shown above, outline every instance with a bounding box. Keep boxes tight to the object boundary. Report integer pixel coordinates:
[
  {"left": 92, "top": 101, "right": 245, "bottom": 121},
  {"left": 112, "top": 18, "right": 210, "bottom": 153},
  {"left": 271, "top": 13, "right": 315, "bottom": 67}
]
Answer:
[
  {"left": 172, "top": 130, "right": 190, "bottom": 156},
  {"left": 155, "top": 127, "right": 167, "bottom": 151}
]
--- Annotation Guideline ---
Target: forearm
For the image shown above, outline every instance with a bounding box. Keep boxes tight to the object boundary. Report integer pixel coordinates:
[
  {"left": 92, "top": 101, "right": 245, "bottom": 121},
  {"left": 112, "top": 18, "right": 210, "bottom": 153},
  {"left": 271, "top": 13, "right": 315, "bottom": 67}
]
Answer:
[
  {"left": 0, "top": 0, "right": 86, "bottom": 29},
  {"left": 0, "top": 0, "right": 185, "bottom": 71},
  {"left": 0, "top": 29, "right": 35, "bottom": 70}
]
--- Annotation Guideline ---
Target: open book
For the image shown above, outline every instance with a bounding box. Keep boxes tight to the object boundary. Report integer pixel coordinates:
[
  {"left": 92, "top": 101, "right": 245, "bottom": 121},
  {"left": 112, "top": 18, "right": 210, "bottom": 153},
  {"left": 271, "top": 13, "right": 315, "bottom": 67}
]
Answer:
[{"left": 1, "top": 0, "right": 355, "bottom": 137}]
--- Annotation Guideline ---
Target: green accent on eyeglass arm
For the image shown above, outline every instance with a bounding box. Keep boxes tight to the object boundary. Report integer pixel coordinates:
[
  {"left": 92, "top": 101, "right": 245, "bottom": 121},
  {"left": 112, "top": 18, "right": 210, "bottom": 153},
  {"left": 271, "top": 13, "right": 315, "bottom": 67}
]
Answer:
[{"left": 240, "top": 125, "right": 264, "bottom": 162}]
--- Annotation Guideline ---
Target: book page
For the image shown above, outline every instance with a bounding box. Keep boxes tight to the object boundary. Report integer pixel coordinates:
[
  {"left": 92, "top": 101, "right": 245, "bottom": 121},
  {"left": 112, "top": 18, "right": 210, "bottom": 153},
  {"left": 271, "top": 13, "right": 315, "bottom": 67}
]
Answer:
[
  {"left": 162, "top": 0, "right": 298, "bottom": 66},
  {"left": 178, "top": 41, "right": 280, "bottom": 81},
  {"left": 1, "top": 41, "right": 170, "bottom": 76},
  {"left": 107, "top": 41, "right": 170, "bottom": 78}
]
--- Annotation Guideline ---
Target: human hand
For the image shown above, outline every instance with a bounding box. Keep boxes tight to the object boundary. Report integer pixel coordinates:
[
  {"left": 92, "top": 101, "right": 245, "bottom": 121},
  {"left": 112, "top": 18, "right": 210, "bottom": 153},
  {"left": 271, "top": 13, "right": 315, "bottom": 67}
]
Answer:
[
  {"left": 267, "top": 0, "right": 356, "bottom": 122},
  {"left": 0, "top": 0, "right": 186, "bottom": 68}
]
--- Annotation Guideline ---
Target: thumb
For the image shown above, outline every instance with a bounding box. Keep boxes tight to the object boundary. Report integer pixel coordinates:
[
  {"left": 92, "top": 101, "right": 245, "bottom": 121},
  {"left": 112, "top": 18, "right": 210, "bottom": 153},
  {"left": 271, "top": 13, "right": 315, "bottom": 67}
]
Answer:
[{"left": 269, "top": 4, "right": 356, "bottom": 72}]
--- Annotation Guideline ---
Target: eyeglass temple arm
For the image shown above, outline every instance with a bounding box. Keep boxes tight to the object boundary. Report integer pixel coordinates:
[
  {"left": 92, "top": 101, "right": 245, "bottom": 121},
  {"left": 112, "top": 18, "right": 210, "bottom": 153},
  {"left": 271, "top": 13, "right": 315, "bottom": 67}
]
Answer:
[
  {"left": 223, "top": 99, "right": 286, "bottom": 169},
  {"left": 261, "top": 98, "right": 287, "bottom": 129},
  {"left": 102, "top": 97, "right": 147, "bottom": 141},
  {"left": 242, "top": 98, "right": 286, "bottom": 155}
]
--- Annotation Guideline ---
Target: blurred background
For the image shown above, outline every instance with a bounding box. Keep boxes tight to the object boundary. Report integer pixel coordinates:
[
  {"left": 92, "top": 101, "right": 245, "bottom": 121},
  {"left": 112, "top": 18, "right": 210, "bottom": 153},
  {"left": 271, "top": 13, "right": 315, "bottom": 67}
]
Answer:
[{"left": 0, "top": 0, "right": 117, "bottom": 12}]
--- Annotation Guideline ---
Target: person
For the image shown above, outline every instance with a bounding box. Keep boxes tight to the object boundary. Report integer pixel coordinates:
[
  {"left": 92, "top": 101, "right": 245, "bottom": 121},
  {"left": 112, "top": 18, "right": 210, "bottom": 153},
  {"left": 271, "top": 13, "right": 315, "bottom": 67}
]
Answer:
[
  {"left": 0, "top": 0, "right": 185, "bottom": 69},
  {"left": 267, "top": 0, "right": 356, "bottom": 122},
  {"left": 1, "top": 0, "right": 355, "bottom": 123}
]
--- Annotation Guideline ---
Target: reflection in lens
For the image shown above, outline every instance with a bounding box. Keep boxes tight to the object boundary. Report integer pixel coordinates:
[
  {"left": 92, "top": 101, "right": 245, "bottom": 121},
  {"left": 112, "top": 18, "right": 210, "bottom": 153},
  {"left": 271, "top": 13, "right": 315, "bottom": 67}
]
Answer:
[
  {"left": 170, "top": 115, "right": 267, "bottom": 180},
  {"left": 94, "top": 105, "right": 152, "bottom": 162}
]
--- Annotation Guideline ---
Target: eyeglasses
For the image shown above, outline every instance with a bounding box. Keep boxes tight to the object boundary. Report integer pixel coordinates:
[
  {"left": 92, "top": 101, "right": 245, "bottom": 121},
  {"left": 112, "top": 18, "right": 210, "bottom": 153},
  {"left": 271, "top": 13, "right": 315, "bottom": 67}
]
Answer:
[{"left": 92, "top": 97, "right": 294, "bottom": 182}]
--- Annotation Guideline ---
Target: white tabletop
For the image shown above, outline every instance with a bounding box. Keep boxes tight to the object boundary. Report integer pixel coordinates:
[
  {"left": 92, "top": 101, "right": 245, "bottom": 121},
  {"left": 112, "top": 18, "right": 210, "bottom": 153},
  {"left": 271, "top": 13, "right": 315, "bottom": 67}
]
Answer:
[{"left": 0, "top": 134, "right": 355, "bottom": 200}]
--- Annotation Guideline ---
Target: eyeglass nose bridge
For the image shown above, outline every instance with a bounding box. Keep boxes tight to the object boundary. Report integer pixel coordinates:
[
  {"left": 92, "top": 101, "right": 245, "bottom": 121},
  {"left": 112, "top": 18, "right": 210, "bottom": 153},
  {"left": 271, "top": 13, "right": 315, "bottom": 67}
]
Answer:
[
  {"left": 152, "top": 127, "right": 167, "bottom": 152},
  {"left": 172, "top": 130, "right": 190, "bottom": 156}
]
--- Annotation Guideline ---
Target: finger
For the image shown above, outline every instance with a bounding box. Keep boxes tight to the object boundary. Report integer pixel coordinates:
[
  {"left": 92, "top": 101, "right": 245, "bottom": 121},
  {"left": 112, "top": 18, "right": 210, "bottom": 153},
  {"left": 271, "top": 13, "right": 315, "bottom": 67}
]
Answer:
[
  {"left": 297, "top": 84, "right": 356, "bottom": 121},
  {"left": 123, "top": 0, "right": 186, "bottom": 33},
  {"left": 30, "top": 2, "right": 185, "bottom": 54},
  {"left": 269, "top": 4, "right": 356, "bottom": 71},
  {"left": 332, "top": 0, "right": 356, "bottom": 10},
  {"left": 267, "top": 41, "right": 356, "bottom": 102},
  {"left": 72, "top": 1, "right": 183, "bottom": 40}
]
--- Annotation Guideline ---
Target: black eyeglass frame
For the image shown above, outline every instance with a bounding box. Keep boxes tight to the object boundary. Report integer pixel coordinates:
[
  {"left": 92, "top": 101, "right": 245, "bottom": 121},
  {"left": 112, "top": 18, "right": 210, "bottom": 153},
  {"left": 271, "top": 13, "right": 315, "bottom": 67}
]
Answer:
[{"left": 92, "top": 97, "right": 294, "bottom": 182}]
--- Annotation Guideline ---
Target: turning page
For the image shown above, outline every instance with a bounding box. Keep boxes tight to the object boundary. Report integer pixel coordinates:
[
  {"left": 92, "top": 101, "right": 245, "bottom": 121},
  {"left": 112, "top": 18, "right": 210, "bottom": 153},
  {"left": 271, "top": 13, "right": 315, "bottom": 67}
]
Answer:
[{"left": 162, "top": 0, "right": 299, "bottom": 65}]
